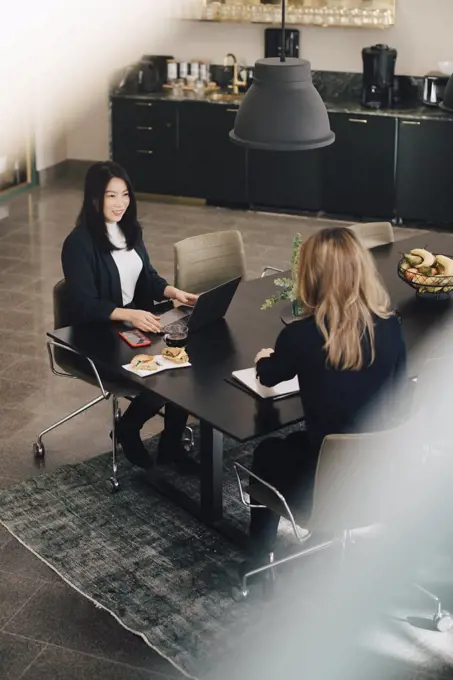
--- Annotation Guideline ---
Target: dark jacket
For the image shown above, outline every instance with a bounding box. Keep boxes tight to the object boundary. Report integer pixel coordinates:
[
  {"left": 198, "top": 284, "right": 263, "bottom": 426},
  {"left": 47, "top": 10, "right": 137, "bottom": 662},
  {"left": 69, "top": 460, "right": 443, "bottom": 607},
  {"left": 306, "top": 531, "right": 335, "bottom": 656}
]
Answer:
[
  {"left": 61, "top": 223, "right": 168, "bottom": 325},
  {"left": 256, "top": 314, "right": 407, "bottom": 455}
]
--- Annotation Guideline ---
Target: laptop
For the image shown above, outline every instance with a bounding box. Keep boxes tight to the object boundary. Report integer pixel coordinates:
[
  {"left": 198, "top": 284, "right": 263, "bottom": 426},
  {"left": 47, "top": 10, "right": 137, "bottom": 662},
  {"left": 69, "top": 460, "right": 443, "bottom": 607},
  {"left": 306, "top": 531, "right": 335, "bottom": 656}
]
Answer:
[{"left": 159, "top": 277, "right": 242, "bottom": 334}]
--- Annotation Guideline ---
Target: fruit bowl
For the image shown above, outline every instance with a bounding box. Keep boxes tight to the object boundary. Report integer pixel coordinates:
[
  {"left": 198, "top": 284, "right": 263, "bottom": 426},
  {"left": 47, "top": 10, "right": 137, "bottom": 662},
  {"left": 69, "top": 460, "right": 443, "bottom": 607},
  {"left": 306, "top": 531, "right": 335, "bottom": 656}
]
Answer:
[{"left": 398, "top": 251, "right": 453, "bottom": 300}]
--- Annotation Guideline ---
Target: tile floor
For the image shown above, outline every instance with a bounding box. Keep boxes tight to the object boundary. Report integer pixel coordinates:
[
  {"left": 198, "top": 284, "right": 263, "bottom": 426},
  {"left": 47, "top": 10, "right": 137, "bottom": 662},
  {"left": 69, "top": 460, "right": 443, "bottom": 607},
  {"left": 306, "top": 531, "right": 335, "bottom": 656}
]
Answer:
[{"left": 0, "top": 176, "right": 432, "bottom": 679}]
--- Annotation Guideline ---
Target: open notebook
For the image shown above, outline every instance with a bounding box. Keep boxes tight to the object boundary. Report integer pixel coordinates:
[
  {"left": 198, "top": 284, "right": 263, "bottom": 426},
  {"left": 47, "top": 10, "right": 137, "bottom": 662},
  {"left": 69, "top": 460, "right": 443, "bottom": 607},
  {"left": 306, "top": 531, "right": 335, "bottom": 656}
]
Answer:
[{"left": 232, "top": 368, "right": 300, "bottom": 400}]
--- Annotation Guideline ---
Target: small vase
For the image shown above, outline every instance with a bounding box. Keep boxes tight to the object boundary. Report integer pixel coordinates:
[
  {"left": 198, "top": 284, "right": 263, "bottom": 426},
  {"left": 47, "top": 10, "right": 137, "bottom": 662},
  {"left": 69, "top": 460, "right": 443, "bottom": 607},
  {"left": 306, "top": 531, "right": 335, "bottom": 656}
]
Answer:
[{"left": 291, "top": 300, "right": 303, "bottom": 317}]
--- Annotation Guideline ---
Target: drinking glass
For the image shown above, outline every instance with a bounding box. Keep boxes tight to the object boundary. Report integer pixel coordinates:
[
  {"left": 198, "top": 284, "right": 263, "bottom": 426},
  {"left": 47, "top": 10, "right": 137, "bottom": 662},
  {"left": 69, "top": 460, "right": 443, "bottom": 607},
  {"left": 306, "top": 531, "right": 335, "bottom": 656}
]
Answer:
[{"left": 163, "top": 324, "right": 188, "bottom": 349}]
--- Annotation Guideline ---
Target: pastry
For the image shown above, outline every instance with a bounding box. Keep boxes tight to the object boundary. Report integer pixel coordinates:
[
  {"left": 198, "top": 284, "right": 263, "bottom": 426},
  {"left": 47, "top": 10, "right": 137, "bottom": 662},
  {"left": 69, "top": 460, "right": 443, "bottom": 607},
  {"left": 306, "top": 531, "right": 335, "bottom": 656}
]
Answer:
[
  {"left": 131, "top": 354, "right": 158, "bottom": 371},
  {"left": 161, "top": 347, "right": 189, "bottom": 364}
]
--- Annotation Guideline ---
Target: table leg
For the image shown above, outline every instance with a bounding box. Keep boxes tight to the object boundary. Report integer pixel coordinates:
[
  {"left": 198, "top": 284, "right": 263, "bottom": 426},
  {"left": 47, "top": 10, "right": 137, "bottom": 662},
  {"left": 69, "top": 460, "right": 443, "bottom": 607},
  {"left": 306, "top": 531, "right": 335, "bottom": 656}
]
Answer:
[{"left": 200, "top": 420, "right": 224, "bottom": 522}]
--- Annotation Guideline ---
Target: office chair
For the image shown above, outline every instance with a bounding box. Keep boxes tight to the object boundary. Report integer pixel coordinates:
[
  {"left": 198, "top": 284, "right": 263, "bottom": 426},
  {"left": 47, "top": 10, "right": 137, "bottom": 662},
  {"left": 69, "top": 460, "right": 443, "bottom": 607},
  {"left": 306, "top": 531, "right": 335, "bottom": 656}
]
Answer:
[
  {"left": 349, "top": 221, "right": 395, "bottom": 249},
  {"left": 174, "top": 230, "right": 282, "bottom": 294},
  {"left": 32, "top": 280, "right": 194, "bottom": 492},
  {"left": 232, "top": 426, "right": 453, "bottom": 632}
]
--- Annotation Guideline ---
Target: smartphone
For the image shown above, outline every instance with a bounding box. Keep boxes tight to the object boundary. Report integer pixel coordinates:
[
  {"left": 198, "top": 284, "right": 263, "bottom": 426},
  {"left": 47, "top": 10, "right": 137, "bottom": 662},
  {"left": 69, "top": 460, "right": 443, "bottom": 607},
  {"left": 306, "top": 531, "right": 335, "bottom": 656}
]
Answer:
[{"left": 119, "top": 329, "right": 152, "bottom": 348}]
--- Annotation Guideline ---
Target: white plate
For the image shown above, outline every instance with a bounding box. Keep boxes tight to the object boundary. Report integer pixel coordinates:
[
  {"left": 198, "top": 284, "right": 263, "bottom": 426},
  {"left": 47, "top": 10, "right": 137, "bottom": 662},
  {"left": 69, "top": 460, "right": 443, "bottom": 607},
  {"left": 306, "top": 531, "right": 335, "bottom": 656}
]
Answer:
[{"left": 123, "top": 354, "right": 191, "bottom": 378}]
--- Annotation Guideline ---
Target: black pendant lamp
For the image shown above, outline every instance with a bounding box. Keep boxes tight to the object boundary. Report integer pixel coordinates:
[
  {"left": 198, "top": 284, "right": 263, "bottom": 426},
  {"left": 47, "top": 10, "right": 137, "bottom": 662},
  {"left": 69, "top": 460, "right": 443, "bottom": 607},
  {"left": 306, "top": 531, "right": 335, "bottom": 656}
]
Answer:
[{"left": 229, "top": 0, "right": 335, "bottom": 151}]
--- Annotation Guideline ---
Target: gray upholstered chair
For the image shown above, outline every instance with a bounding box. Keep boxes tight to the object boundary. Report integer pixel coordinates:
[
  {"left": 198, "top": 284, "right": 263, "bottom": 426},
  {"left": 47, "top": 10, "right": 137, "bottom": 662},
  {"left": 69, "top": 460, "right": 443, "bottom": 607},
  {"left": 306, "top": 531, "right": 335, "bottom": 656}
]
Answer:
[
  {"left": 174, "top": 230, "right": 282, "bottom": 294},
  {"left": 348, "top": 221, "right": 394, "bottom": 249},
  {"left": 232, "top": 421, "right": 452, "bottom": 631}
]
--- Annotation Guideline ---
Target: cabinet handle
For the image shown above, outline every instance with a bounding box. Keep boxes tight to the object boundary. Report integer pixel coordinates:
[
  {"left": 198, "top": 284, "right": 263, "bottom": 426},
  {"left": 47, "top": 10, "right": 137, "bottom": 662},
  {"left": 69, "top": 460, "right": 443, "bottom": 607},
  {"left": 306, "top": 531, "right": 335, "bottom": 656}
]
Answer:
[
  {"left": 401, "top": 121, "right": 421, "bottom": 125},
  {"left": 136, "top": 126, "right": 153, "bottom": 131},
  {"left": 137, "top": 149, "right": 153, "bottom": 154},
  {"left": 135, "top": 102, "right": 153, "bottom": 107},
  {"left": 226, "top": 108, "right": 238, "bottom": 113},
  {"left": 348, "top": 118, "right": 368, "bottom": 124}
]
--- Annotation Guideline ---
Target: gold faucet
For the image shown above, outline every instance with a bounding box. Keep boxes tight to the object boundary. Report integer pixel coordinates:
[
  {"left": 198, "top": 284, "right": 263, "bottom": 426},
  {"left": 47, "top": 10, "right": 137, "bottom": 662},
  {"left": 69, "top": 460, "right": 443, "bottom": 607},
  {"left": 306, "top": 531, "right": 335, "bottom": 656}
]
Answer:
[{"left": 224, "top": 53, "right": 246, "bottom": 95}]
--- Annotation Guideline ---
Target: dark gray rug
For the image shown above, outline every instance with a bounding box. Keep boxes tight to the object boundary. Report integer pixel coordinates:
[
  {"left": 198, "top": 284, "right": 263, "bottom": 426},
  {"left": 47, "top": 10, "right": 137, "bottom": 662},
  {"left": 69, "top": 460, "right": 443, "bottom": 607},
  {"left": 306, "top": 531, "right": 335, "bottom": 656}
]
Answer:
[
  {"left": 0, "top": 425, "right": 303, "bottom": 679},
  {"left": 1, "top": 425, "right": 453, "bottom": 680}
]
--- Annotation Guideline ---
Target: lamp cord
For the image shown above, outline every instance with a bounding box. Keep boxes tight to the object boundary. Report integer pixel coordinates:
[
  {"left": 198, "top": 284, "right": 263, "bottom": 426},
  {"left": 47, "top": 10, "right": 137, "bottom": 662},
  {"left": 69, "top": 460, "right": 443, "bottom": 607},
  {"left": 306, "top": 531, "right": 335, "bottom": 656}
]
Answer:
[{"left": 281, "top": 0, "right": 286, "bottom": 63}]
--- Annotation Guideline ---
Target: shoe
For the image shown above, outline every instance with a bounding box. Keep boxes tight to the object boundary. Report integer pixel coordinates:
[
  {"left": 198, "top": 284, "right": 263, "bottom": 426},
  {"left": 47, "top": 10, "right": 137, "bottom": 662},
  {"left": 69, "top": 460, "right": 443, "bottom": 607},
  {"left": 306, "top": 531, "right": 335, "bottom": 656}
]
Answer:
[
  {"left": 157, "top": 436, "right": 199, "bottom": 475},
  {"left": 114, "top": 420, "right": 153, "bottom": 470}
]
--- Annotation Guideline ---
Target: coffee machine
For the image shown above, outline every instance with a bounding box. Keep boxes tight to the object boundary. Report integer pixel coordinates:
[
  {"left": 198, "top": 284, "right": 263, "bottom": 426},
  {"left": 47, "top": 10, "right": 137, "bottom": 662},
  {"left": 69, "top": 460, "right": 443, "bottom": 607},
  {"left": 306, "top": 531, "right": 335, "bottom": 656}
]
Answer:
[{"left": 361, "top": 44, "right": 397, "bottom": 109}]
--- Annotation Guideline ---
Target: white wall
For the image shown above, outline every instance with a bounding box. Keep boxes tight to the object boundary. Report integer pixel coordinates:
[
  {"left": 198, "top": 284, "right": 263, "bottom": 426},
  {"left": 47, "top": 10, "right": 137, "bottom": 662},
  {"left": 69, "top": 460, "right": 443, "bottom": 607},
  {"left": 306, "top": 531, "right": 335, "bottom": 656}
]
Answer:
[
  {"left": 64, "top": 0, "right": 453, "bottom": 163},
  {"left": 66, "top": 90, "right": 110, "bottom": 162}
]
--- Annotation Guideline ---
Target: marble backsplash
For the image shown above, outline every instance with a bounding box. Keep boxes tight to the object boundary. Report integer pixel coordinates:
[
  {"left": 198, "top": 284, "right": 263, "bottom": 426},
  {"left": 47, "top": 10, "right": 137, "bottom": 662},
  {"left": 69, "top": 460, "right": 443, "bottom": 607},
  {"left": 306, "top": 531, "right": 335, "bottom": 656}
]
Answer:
[
  {"left": 311, "top": 70, "right": 423, "bottom": 107},
  {"left": 111, "top": 63, "right": 424, "bottom": 108},
  {"left": 207, "top": 65, "right": 423, "bottom": 107}
]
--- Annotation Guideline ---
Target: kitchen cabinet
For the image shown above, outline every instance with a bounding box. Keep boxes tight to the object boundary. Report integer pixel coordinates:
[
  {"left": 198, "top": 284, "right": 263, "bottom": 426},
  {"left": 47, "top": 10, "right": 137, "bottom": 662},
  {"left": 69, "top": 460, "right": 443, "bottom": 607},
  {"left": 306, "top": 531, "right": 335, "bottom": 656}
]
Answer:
[
  {"left": 322, "top": 112, "right": 396, "bottom": 219},
  {"left": 395, "top": 118, "right": 453, "bottom": 225},
  {"left": 248, "top": 149, "right": 323, "bottom": 212},
  {"left": 110, "top": 97, "right": 180, "bottom": 195},
  {"left": 178, "top": 102, "right": 247, "bottom": 204}
]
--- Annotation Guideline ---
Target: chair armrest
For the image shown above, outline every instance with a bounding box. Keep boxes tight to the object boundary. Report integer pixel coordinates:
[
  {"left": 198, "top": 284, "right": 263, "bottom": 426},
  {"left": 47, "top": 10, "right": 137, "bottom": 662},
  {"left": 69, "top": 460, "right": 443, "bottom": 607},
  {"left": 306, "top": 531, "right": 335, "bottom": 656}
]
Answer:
[
  {"left": 233, "top": 462, "right": 304, "bottom": 540},
  {"left": 47, "top": 339, "right": 109, "bottom": 399},
  {"left": 233, "top": 461, "right": 267, "bottom": 509},
  {"left": 261, "top": 266, "right": 284, "bottom": 278}
]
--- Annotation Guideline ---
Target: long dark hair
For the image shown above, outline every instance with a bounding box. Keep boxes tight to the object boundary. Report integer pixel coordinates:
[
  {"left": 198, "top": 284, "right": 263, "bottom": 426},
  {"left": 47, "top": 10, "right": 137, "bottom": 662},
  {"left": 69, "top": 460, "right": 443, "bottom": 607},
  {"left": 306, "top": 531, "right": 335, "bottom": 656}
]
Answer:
[{"left": 76, "top": 161, "right": 140, "bottom": 251}]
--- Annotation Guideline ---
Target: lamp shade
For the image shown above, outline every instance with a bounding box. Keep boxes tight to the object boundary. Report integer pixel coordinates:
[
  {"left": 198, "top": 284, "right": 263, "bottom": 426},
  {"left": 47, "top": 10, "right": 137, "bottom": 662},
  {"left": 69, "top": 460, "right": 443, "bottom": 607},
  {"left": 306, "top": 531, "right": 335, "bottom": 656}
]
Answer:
[{"left": 229, "top": 57, "right": 335, "bottom": 151}]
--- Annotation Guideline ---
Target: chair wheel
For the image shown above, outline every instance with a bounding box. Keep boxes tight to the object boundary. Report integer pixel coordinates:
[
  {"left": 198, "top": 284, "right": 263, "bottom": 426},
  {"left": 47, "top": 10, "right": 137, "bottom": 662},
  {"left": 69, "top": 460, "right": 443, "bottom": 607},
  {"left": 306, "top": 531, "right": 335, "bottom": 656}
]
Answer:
[
  {"left": 107, "top": 477, "right": 120, "bottom": 494},
  {"left": 434, "top": 611, "right": 453, "bottom": 632},
  {"left": 33, "top": 442, "right": 45, "bottom": 459},
  {"left": 231, "top": 586, "right": 249, "bottom": 602}
]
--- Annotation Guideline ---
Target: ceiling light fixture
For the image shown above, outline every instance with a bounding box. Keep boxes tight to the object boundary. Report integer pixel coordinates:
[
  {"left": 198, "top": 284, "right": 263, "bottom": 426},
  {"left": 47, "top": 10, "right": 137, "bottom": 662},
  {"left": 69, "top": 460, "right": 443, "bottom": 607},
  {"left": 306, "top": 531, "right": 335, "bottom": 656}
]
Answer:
[{"left": 229, "top": 0, "right": 335, "bottom": 151}]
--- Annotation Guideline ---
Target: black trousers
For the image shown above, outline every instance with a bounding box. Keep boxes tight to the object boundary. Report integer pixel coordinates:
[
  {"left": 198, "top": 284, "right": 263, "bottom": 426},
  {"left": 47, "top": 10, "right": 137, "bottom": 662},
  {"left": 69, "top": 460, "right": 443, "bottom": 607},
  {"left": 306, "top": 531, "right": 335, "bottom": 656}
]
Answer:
[
  {"left": 249, "top": 430, "right": 319, "bottom": 556},
  {"left": 121, "top": 392, "right": 188, "bottom": 447},
  {"left": 95, "top": 361, "right": 188, "bottom": 445}
]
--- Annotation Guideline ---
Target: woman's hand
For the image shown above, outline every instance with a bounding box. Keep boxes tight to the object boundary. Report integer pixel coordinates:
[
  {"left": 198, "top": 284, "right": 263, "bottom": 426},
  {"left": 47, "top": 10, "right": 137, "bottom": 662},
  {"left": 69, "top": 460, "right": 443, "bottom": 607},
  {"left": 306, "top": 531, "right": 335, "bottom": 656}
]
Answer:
[
  {"left": 164, "top": 286, "right": 198, "bottom": 306},
  {"left": 255, "top": 348, "right": 274, "bottom": 363},
  {"left": 126, "top": 309, "right": 161, "bottom": 333}
]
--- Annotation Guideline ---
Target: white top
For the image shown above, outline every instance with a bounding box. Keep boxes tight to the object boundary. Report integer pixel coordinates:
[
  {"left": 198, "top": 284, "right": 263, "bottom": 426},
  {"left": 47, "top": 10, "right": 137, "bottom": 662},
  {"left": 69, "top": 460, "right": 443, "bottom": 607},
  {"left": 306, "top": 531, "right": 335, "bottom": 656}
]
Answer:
[{"left": 106, "top": 222, "right": 143, "bottom": 305}]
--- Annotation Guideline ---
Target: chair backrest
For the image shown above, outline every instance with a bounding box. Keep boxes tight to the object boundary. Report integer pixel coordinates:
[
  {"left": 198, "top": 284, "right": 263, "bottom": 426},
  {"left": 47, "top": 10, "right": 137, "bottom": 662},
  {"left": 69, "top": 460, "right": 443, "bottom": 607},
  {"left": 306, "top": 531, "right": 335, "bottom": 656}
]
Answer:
[
  {"left": 53, "top": 279, "right": 71, "bottom": 330},
  {"left": 52, "top": 279, "right": 74, "bottom": 369},
  {"left": 348, "top": 222, "right": 394, "bottom": 249},
  {"left": 174, "top": 230, "right": 247, "bottom": 294},
  {"left": 307, "top": 421, "right": 417, "bottom": 533}
]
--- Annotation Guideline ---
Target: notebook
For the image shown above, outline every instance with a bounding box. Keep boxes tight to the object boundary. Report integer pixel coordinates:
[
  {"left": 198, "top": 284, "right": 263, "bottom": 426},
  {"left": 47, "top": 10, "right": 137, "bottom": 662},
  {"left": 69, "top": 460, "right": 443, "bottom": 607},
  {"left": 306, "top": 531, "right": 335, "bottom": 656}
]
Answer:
[{"left": 232, "top": 368, "right": 300, "bottom": 400}]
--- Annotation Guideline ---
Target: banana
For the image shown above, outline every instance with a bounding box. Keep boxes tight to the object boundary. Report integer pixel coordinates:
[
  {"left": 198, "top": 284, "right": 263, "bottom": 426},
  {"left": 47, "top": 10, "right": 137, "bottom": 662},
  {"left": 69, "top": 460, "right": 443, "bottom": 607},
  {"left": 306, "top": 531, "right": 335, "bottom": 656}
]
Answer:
[
  {"left": 435, "top": 255, "right": 453, "bottom": 276},
  {"left": 410, "top": 248, "right": 436, "bottom": 267},
  {"left": 418, "top": 265, "right": 434, "bottom": 276},
  {"left": 404, "top": 252, "right": 423, "bottom": 266},
  {"left": 400, "top": 260, "right": 410, "bottom": 271}
]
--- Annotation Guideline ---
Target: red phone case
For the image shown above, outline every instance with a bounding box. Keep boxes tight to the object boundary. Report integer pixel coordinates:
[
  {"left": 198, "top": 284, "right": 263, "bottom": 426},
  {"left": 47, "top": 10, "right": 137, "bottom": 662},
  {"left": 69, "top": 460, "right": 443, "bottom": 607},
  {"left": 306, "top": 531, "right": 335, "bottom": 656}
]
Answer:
[{"left": 118, "top": 331, "right": 152, "bottom": 348}]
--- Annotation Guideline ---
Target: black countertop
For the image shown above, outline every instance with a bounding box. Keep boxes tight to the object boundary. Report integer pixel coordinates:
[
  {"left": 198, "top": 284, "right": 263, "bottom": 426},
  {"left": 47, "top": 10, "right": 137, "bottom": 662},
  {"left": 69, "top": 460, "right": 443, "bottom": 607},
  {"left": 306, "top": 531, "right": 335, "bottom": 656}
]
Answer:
[{"left": 111, "top": 88, "right": 453, "bottom": 122}]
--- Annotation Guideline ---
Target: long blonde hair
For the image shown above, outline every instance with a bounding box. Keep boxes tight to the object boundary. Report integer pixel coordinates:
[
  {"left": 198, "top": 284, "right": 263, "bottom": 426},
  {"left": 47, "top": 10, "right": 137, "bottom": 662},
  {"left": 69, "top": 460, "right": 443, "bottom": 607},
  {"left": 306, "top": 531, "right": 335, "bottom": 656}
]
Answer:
[{"left": 297, "top": 227, "right": 392, "bottom": 370}]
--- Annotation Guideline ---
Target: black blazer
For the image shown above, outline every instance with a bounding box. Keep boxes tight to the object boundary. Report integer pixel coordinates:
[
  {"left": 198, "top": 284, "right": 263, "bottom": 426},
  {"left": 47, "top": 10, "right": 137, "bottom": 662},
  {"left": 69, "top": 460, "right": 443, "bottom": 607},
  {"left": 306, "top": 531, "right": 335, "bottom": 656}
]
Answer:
[
  {"left": 61, "top": 224, "right": 168, "bottom": 325},
  {"left": 256, "top": 315, "right": 407, "bottom": 455}
]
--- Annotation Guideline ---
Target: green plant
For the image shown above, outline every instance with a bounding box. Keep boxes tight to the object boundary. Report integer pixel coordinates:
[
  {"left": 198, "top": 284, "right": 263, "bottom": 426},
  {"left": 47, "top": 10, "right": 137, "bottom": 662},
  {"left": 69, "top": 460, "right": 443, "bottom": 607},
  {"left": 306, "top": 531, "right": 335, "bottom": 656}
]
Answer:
[{"left": 261, "top": 233, "right": 303, "bottom": 312}]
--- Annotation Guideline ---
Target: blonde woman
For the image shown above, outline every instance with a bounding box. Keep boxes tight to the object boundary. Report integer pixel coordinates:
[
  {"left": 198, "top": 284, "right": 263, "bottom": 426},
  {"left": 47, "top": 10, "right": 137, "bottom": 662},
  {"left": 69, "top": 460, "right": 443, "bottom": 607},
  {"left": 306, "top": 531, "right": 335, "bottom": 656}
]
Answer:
[{"left": 248, "top": 227, "right": 406, "bottom": 564}]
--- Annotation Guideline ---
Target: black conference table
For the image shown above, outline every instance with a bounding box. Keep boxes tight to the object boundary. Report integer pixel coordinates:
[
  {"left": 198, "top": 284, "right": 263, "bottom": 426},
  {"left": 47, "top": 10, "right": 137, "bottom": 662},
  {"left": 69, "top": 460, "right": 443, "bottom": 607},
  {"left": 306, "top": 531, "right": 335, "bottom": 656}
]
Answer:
[{"left": 49, "top": 232, "right": 453, "bottom": 529}]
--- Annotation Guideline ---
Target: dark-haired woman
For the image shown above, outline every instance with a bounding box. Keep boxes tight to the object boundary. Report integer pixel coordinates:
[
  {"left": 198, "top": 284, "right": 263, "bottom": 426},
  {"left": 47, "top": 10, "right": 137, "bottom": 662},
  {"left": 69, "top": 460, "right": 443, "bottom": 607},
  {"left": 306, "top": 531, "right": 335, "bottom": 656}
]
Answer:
[{"left": 61, "top": 161, "right": 198, "bottom": 470}]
